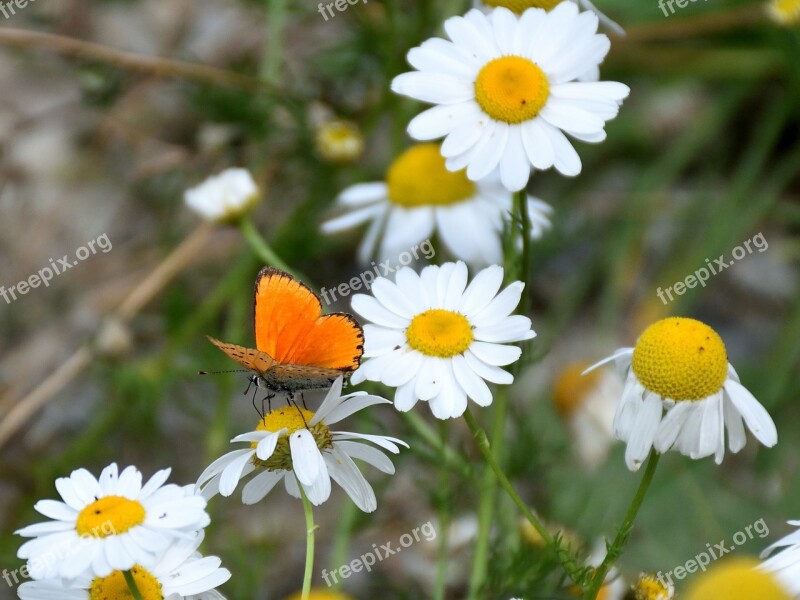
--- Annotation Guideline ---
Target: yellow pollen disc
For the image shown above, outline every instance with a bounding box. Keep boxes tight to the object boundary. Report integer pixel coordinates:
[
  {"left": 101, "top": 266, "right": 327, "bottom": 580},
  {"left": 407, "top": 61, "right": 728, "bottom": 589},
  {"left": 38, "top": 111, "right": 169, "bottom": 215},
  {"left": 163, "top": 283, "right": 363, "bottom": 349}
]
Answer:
[
  {"left": 89, "top": 566, "right": 163, "bottom": 600},
  {"left": 76, "top": 496, "right": 146, "bottom": 537},
  {"left": 768, "top": 0, "right": 800, "bottom": 25},
  {"left": 483, "top": 0, "right": 563, "bottom": 11},
  {"left": 684, "top": 557, "right": 791, "bottom": 600},
  {"left": 316, "top": 120, "right": 364, "bottom": 163},
  {"left": 283, "top": 591, "right": 356, "bottom": 600},
  {"left": 553, "top": 361, "right": 602, "bottom": 417},
  {"left": 631, "top": 317, "right": 728, "bottom": 401},
  {"left": 635, "top": 574, "right": 671, "bottom": 600},
  {"left": 258, "top": 407, "right": 316, "bottom": 436},
  {"left": 406, "top": 309, "right": 474, "bottom": 358},
  {"left": 474, "top": 56, "right": 550, "bottom": 124},
  {"left": 386, "top": 144, "right": 475, "bottom": 208}
]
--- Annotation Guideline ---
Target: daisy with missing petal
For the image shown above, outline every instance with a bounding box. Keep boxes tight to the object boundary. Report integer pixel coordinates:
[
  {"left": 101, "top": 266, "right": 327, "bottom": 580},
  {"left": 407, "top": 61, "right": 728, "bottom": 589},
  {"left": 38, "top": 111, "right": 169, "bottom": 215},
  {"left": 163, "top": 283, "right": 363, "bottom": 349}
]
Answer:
[
  {"left": 760, "top": 520, "right": 800, "bottom": 596},
  {"left": 196, "top": 377, "right": 406, "bottom": 513},
  {"left": 16, "top": 464, "right": 210, "bottom": 581},
  {"left": 18, "top": 531, "right": 230, "bottom": 600},
  {"left": 586, "top": 317, "right": 778, "bottom": 471},
  {"left": 322, "top": 143, "right": 552, "bottom": 267},
  {"left": 350, "top": 261, "right": 535, "bottom": 419},
  {"left": 391, "top": 4, "right": 629, "bottom": 192}
]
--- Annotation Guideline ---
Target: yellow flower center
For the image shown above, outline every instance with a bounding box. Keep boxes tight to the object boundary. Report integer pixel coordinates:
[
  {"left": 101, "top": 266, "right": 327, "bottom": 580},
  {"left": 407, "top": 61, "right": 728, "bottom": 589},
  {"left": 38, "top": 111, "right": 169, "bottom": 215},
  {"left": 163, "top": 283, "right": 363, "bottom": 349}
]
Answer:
[
  {"left": 283, "top": 591, "right": 356, "bottom": 600},
  {"left": 474, "top": 56, "right": 550, "bottom": 124},
  {"left": 635, "top": 574, "right": 671, "bottom": 600},
  {"left": 316, "top": 120, "right": 364, "bottom": 163},
  {"left": 76, "top": 496, "right": 146, "bottom": 537},
  {"left": 89, "top": 566, "right": 163, "bottom": 600},
  {"left": 483, "top": 0, "right": 563, "bottom": 11},
  {"left": 553, "top": 361, "right": 602, "bottom": 417},
  {"left": 386, "top": 144, "right": 475, "bottom": 208},
  {"left": 253, "top": 407, "right": 333, "bottom": 472},
  {"left": 406, "top": 309, "right": 474, "bottom": 358},
  {"left": 631, "top": 317, "right": 728, "bottom": 401},
  {"left": 684, "top": 557, "right": 791, "bottom": 600},
  {"left": 768, "top": 0, "right": 800, "bottom": 25}
]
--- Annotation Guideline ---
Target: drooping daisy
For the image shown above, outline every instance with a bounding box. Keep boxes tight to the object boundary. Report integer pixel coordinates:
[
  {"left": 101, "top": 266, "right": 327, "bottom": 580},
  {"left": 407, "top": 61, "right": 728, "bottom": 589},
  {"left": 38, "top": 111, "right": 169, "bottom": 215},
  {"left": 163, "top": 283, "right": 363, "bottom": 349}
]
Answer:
[
  {"left": 632, "top": 573, "right": 674, "bottom": 600},
  {"left": 474, "top": 0, "right": 625, "bottom": 44},
  {"left": 315, "top": 119, "right": 365, "bottom": 163},
  {"left": 391, "top": 4, "right": 629, "bottom": 192},
  {"left": 322, "top": 143, "right": 552, "bottom": 267},
  {"left": 195, "top": 377, "right": 406, "bottom": 513},
  {"left": 16, "top": 464, "right": 210, "bottom": 581},
  {"left": 552, "top": 360, "right": 622, "bottom": 470},
  {"left": 586, "top": 317, "right": 778, "bottom": 471},
  {"left": 18, "top": 531, "right": 230, "bottom": 600},
  {"left": 767, "top": 0, "right": 800, "bottom": 26},
  {"left": 684, "top": 557, "right": 792, "bottom": 600},
  {"left": 350, "top": 261, "right": 535, "bottom": 419},
  {"left": 760, "top": 520, "right": 800, "bottom": 596},
  {"left": 184, "top": 167, "right": 260, "bottom": 223}
]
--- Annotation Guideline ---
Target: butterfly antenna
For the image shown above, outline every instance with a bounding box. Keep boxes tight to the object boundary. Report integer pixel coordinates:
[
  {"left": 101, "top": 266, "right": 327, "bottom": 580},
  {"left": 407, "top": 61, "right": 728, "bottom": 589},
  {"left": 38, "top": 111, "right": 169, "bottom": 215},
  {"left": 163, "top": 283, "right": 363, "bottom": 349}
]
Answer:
[{"left": 198, "top": 369, "right": 251, "bottom": 376}]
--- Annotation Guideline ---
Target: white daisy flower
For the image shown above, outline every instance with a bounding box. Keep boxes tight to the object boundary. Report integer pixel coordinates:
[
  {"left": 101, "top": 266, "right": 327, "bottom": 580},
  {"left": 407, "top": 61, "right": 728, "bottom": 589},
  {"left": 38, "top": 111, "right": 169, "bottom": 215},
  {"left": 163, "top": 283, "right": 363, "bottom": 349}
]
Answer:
[
  {"left": 552, "top": 361, "right": 622, "bottom": 470},
  {"left": 195, "top": 377, "right": 407, "bottom": 513},
  {"left": 184, "top": 167, "right": 260, "bottom": 223},
  {"left": 18, "top": 531, "right": 230, "bottom": 600},
  {"left": 633, "top": 573, "right": 675, "bottom": 600},
  {"left": 350, "top": 261, "right": 535, "bottom": 419},
  {"left": 473, "top": 0, "right": 625, "bottom": 51},
  {"left": 761, "top": 520, "right": 800, "bottom": 596},
  {"left": 15, "top": 464, "right": 210, "bottom": 581},
  {"left": 391, "top": 4, "right": 630, "bottom": 192},
  {"left": 322, "top": 143, "right": 552, "bottom": 267},
  {"left": 586, "top": 317, "right": 778, "bottom": 471}
]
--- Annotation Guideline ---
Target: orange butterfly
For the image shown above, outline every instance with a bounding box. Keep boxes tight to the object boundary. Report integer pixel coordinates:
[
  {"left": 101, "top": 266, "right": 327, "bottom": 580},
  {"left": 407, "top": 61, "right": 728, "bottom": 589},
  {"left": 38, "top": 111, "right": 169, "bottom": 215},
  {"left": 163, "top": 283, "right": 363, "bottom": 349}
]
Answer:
[{"left": 206, "top": 267, "right": 364, "bottom": 394}]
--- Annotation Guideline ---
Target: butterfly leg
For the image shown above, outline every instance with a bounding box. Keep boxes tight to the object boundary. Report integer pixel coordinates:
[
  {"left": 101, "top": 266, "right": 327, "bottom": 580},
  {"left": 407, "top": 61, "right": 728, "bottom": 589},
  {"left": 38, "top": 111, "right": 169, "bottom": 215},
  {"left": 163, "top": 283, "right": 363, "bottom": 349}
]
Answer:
[
  {"left": 288, "top": 393, "right": 309, "bottom": 428},
  {"left": 301, "top": 392, "right": 308, "bottom": 410},
  {"left": 261, "top": 392, "right": 276, "bottom": 417},
  {"left": 251, "top": 385, "right": 264, "bottom": 420}
]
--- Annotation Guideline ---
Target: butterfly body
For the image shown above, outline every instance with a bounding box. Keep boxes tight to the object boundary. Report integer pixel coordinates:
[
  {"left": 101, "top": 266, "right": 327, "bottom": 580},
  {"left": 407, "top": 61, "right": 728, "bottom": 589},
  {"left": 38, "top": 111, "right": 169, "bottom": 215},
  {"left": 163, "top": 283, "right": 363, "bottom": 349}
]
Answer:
[{"left": 207, "top": 267, "right": 364, "bottom": 393}]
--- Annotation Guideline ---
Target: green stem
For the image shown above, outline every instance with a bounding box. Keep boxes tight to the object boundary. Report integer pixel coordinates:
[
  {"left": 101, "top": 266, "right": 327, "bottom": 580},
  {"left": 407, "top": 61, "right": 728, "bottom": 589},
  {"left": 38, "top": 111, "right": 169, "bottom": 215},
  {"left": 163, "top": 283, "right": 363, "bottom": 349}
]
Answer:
[
  {"left": 328, "top": 499, "right": 358, "bottom": 590},
  {"left": 466, "top": 393, "right": 507, "bottom": 600},
  {"left": 462, "top": 408, "right": 585, "bottom": 588},
  {"left": 300, "top": 483, "right": 317, "bottom": 600},
  {"left": 582, "top": 451, "right": 661, "bottom": 600},
  {"left": 516, "top": 189, "right": 531, "bottom": 316},
  {"left": 433, "top": 421, "right": 451, "bottom": 600},
  {"left": 123, "top": 570, "right": 144, "bottom": 600},
  {"left": 239, "top": 215, "right": 297, "bottom": 277}
]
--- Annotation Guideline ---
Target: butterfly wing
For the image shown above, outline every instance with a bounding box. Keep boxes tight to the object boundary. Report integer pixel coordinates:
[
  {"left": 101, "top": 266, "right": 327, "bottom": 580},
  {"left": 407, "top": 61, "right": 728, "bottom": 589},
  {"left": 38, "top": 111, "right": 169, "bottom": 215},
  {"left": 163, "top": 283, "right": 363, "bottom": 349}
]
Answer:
[
  {"left": 206, "top": 336, "right": 276, "bottom": 374},
  {"left": 254, "top": 267, "right": 364, "bottom": 371}
]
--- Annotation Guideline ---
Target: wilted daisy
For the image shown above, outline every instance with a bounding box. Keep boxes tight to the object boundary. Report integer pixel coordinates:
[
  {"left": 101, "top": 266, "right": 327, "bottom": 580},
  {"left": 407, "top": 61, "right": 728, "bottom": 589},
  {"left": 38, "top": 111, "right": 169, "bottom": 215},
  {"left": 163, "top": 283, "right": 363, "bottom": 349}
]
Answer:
[
  {"left": 315, "top": 119, "right": 365, "bottom": 163},
  {"left": 196, "top": 377, "right": 406, "bottom": 513},
  {"left": 685, "top": 557, "right": 791, "bottom": 600},
  {"left": 351, "top": 262, "right": 535, "bottom": 419},
  {"left": 767, "top": 0, "right": 800, "bottom": 25},
  {"left": 184, "top": 167, "right": 260, "bottom": 223},
  {"left": 475, "top": 0, "right": 624, "bottom": 42},
  {"left": 391, "top": 4, "right": 629, "bottom": 191},
  {"left": 18, "top": 531, "right": 229, "bottom": 600},
  {"left": 632, "top": 573, "right": 674, "bottom": 600},
  {"left": 760, "top": 520, "right": 800, "bottom": 595},
  {"left": 322, "top": 143, "right": 552, "bottom": 267},
  {"left": 16, "top": 464, "right": 209, "bottom": 581},
  {"left": 586, "top": 317, "right": 778, "bottom": 471}
]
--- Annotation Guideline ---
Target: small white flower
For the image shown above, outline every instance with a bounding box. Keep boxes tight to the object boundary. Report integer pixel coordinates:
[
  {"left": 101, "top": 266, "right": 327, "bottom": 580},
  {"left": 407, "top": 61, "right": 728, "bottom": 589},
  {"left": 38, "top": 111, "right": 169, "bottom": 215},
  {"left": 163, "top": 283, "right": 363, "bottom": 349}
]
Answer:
[
  {"left": 315, "top": 119, "right": 365, "bottom": 163},
  {"left": 184, "top": 167, "right": 260, "bottom": 222},
  {"left": 15, "top": 464, "right": 210, "bottom": 581},
  {"left": 586, "top": 317, "right": 778, "bottom": 471},
  {"left": 391, "top": 4, "right": 629, "bottom": 191},
  {"left": 633, "top": 572, "right": 675, "bottom": 600},
  {"left": 18, "top": 531, "right": 230, "bottom": 600},
  {"left": 351, "top": 261, "right": 535, "bottom": 419},
  {"left": 761, "top": 520, "right": 800, "bottom": 596},
  {"left": 322, "top": 143, "right": 552, "bottom": 267},
  {"left": 196, "top": 377, "right": 407, "bottom": 513}
]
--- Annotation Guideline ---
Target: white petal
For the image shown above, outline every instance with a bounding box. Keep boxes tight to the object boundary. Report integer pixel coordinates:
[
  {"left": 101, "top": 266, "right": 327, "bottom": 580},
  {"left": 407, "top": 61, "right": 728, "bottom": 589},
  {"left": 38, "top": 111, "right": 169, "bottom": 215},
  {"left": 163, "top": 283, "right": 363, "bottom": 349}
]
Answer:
[
  {"left": 351, "top": 293, "right": 409, "bottom": 328},
  {"left": 498, "top": 126, "right": 532, "bottom": 192},
  {"left": 290, "top": 430, "right": 321, "bottom": 486},
  {"left": 325, "top": 446, "right": 377, "bottom": 512},
  {"left": 624, "top": 393, "right": 662, "bottom": 471},
  {"left": 391, "top": 72, "right": 474, "bottom": 104},
  {"left": 724, "top": 380, "right": 778, "bottom": 447}
]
